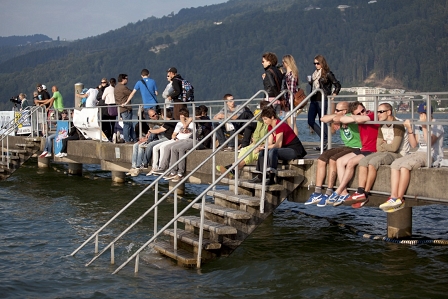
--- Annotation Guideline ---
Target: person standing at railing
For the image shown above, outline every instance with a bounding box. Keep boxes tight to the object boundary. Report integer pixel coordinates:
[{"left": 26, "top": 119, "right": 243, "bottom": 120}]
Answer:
[
  {"left": 307, "top": 54, "right": 341, "bottom": 151},
  {"left": 379, "top": 103, "right": 444, "bottom": 213},
  {"left": 166, "top": 67, "right": 187, "bottom": 120},
  {"left": 304, "top": 101, "right": 360, "bottom": 206},
  {"left": 344, "top": 103, "right": 410, "bottom": 209},
  {"left": 18, "top": 93, "right": 29, "bottom": 111},
  {"left": 102, "top": 78, "right": 117, "bottom": 141},
  {"left": 248, "top": 106, "right": 307, "bottom": 185},
  {"left": 115, "top": 74, "right": 135, "bottom": 143},
  {"left": 261, "top": 52, "right": 284, "bottom": 115},
  {"left": 327, "top": 102, "right": 379, "bottom": 206}
]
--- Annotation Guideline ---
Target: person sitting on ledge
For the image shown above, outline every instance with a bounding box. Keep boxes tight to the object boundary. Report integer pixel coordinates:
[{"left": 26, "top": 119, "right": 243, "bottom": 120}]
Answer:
[
  {"left": 55, "top": 111, "right": 86, "bottom": 158},
  {"left": 379, "top": 102, "right": 444, "bottom": 213},
  {"left": 248, "top": 106, "right": 306, "bottom": 185}
]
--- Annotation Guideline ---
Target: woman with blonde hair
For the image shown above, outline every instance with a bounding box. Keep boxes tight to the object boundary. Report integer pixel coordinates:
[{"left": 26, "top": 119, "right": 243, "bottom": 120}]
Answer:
[{"left": 282, "top": 54, "right": 300, "bottom": 108}]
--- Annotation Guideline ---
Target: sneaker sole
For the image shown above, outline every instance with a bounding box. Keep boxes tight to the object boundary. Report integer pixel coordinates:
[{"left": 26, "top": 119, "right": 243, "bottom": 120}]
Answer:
[
  {"left": 344, "top": 197, "right": 368, "bottom": 205},
  {"left": 351, "top": 198, "right": 369, "bottom": 209},
  {"left": 382, "top": 203, "right": 405, "bottom": 213},
  {"left": 304, "top": 199, "right": 321, "bottom": 205}
]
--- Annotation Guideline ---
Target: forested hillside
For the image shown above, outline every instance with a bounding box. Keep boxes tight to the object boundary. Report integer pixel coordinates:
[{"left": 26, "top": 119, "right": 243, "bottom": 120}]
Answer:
[{"left": 0, "top": 0, "right": 447, "bottom": 110}]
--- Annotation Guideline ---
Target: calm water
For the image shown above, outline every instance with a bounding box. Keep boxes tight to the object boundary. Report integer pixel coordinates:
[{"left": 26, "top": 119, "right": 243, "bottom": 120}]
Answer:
[{"left": 1, "top": 115, "right": 448, "bottom": 298}]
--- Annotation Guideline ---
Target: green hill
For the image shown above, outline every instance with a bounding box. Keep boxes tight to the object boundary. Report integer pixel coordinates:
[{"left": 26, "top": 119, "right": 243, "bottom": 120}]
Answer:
[{"left": 0, "top": 0, "right": 447, "bottom": 110}]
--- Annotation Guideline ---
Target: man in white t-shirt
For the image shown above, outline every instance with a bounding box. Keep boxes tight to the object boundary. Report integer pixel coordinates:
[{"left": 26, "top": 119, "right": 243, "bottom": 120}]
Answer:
[
  {"left": 76, "top": 88, "right": 99, "bottom": 108},
  {"left": 380, "top": 102, "right": 444, "bottom": 213}
]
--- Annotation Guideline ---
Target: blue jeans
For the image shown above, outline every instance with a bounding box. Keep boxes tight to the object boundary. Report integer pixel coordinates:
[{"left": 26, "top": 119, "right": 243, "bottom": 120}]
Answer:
[
  {"left": 131, "top": 142, "right": 146, "bottom": 168},
  {"left": 307, "top": 100, "right": 328, "bottom": 142},
  {"left": 120, "top": 110, "right": 135, "bottom": 142},
  {"left": 44, "top": 133, "right": 57, "bottom": 153},
  {"left": 256, "top": 148, "right": 298, "bottom": 173}
]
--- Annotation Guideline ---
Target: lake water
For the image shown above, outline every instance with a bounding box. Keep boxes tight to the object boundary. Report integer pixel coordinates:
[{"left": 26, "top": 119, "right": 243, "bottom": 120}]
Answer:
[{"left": 1, "top": 114, "right": 447, "bottom": 298}]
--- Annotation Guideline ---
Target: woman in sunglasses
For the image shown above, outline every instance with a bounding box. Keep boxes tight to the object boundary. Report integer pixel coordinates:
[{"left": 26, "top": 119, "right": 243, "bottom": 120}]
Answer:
[{"left": 308, "top": 55, "right": 341, "bottom": 150}]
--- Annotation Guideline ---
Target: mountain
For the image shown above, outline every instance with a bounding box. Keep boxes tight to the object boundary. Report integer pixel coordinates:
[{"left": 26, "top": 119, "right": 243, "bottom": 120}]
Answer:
[{"left": 0, "top": 0, "right": 447, "bottom": 111}]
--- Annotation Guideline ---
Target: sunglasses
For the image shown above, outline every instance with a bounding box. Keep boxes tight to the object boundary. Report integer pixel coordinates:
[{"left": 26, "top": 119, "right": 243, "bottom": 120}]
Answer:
[
  {"left": 101, "top": 81, "right": 107, "bottom": 84},
  {"left": 314, "top": 62, "right": 320, "bottom": 65},
  {"left": 356, "top": 108, "right": 366, "bottom": 115},
  {"left": 149, "top": 114, "right": 157, "bottom": 118},
  {"left": 335, "top": 108, "right": 346, "bottom": 112},
  {"left": 377, "top": 110, "right": 389, "bottom": 114}
]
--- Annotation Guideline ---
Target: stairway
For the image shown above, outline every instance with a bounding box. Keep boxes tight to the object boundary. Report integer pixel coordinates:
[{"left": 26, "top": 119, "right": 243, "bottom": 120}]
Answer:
[
  {"left": 0, "top": 137, "right": 42, "bottom": 180},
  {"left": 151, "top": 162, "right": 306, "bottom": 266}
]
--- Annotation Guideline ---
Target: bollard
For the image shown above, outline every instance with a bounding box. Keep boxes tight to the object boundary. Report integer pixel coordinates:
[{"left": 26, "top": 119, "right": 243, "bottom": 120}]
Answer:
[
  {"left": 37, "top": 157, "right": 50, "bottom": 168},
  {"left": 68, "top": 163, "right": 83, "bottom": 176},
  {"left": 111, "top": 171, "right": 125, "bottom": 184},
  {"left": 387, "top": 207, "right": 412, "bottom": 239},
  {"left": 169, "top": 181, "right": 185, "bottom": 196},
  {"left": 74, "top": 83, "right": 84, "bottom": 108}
]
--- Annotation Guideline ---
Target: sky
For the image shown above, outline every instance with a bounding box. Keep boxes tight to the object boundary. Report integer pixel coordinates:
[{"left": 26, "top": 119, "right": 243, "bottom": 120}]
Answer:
[{"left": 0, "top": 0, "right": 228, "bottom": 40}]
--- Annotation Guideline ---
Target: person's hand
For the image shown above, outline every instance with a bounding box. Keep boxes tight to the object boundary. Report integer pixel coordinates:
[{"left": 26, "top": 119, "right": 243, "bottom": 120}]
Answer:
[
  {"left": 262, "top": 73, "right": 266, "bottom": 79},
  {"left": 403, "top": 119, "right": 412, "bottom": 130},
  {"left": 419, "top": 113, "right": 427, "bottom": 128}
]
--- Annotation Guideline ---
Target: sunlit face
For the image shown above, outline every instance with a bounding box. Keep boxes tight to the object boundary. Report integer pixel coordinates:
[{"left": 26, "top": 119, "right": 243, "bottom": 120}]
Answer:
[
  {"left": 225, "top": 97, "right": 235, "bottom": 108},
  {"left": 335, "top": 105, "right": 348, "bottom": 115},
  {"left": 353, "top": 105, "right": 366, "bottom": 116},
  {"left": 167, "top": 72, "right": 174, "bottom": 80},
  {"left": 377, "top": 105, "right": 390, "bottom": 121},
  {"left": 314, "top": 60, "right": 322, "bottom": 70},
  {"left": 262, "top": 116, "right": 275, "bottom": 126}
]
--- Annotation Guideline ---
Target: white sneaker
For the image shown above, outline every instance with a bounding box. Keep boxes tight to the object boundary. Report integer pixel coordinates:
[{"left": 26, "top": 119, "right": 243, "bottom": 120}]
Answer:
[
  {"left": 130, "top": 168, "right": 142, "bottom": 177},
  {"left": 55, "top": 153, "right": 63, "bottom": 158},
  {"left": 62, "top": 153, "right": 67, "bottom": 157},
  {"left": 112, "top": 133, "right": 117, "bottom": 144},
  {"left": 44, "top": 152, "right": 52, "bottom": 158}
]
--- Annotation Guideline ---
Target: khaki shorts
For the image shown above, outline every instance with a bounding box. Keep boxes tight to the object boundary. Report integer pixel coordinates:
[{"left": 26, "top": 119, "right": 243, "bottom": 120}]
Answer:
[
  {"left": 390, "top": 152, "right": 429, "bottom": 170},
  {"left": 359, "top": 152, "right": 402, "bottom": 170},
  {"left": 318, "top": 147, "right": 358, "bottom": 163}
]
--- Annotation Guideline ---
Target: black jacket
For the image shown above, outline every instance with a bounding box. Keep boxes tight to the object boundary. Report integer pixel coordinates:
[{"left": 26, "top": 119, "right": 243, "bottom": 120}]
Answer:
[
  {"left": 263, "top": 65, "right": 283, "bottom": 97},
  {"left": 309, "top": 71, "right": 341, "bottom": 100},
  {"left": 169, "top": 74, "right": 184, "bottom": 102}
]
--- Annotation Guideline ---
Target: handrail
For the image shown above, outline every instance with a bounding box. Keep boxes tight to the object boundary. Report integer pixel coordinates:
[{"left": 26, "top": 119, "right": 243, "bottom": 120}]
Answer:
[{"left": 70, "top": 90, "right": 269, "bottom": 258}]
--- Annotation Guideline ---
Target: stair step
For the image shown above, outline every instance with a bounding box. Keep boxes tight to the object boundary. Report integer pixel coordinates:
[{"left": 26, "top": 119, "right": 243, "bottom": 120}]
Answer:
[
  {"left": 221, "top": 178, "right": 284, "bottom": 191},
  {"left": 152, "top": 240, "right": 197, "bottom": 266},
  {"left": 0, "top": 155, "right": 19, "bottom": 160},
  {"left": 164, "top": 229, "right": 221, "bottom": 250},
  {"left": 16, "top": 143, "right": 36, "bottom": 148},
  {"left": 178, "top": 216, "right": 237, "bottom": 235},
  {"left": 192, "top": 203, "right": 251, "bottom": 220},
  {"left": 8, "top": 149, "right": 28, "bottom": 154},
  {"left": 24, "top": 137, "right": 41, "bottom": 142},
  {"left": 207, "top": 190, "right": 260, "bottom": 206},
  {"left": 244, "top": 166, "right": 300, "bottom": 177}
]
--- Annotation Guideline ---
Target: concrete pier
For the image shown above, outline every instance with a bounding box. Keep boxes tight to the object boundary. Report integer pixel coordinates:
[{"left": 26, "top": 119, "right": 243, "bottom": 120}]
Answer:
[
  {"left": 387, "top": 207, "right": 412, "bottom": 239},
  {"left": 68, "top": 163, "right": 82, "bottom": 176}
]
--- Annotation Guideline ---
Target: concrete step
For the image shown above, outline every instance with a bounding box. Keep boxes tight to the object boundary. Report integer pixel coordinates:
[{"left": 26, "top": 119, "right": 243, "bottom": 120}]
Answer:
[
  {"left": 152, "top": 240, "right": 197, "bottom": 266},
  {"left": 192, "top": 203, "right": 252, "bottom": 220},
  {"left": 164, "top": 228, "right": 221, "bottom": 250},
  {"left": 24, "top": 137, "right": 41, "bottom": 142},
  {"left": 221, "top": 177, "right": 284, "bottom": 191},
  {"left": 244, "top": 166, "right": 301, "bottom": 177},
  {"left": 16, "top": 143, "right": 36, "bottom": 148},
  {"left": 8, "top": 149, "right": 28, "bottom": 155},
  {"left": 178, "top": 216, "right": 237, "bottom": 235},
  {"left": 207, "top": 190, "right": 260, "bottom": 207},
  {"left": 0, "top": 155, "right": 19, "bottom": 160}
]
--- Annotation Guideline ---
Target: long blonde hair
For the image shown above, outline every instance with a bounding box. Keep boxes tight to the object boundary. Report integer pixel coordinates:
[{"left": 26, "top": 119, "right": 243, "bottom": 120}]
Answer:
[{"left": 283, "top": 54, "right": 299, "bottom": 80}]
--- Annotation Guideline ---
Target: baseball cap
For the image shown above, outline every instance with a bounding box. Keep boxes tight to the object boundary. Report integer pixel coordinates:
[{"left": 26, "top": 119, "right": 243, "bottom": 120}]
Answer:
[
  {"left": 417, "top": 102, "right": 433, "bottom": 114},
  {"left": 167, "top": 67, "right": 177, "bottom": 73},
  {"left": 42, "top": 84, "right": 47, "bottom": 90}
]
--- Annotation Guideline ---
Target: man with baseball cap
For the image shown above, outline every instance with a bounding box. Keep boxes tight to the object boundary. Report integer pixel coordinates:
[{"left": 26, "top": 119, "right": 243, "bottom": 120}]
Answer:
[
  {"left": 166, "top": 67, "right": 187, "bottom": 120},
  {"left": 34, "top": 83, "right": 51, "bottom": 106},
  {"left": 379, "top": 102, "right": 444, "bottom": 213}
]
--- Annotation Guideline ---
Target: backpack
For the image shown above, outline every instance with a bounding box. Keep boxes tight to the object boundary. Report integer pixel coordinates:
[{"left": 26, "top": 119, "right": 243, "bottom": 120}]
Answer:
[{"left": 174, "top": 78, "right": 194, "bottom": 102}]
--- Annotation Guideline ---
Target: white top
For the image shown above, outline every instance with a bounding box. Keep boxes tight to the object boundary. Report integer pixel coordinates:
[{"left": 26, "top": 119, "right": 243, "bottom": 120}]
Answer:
[
  {"left": 102, "top": 85, "right": 115, "bottom": 105},
  {"left": 416, "top": 118, "right": 444, "bottom": 163},
  {"left": 85, "top": 88, "right": 99, "bottom": 108},
  {"left": 174, "top": 121, "right": 195, "bottom": 140},
  {"left": 162, "top": 82, "right": 173, "bottom": 108}
]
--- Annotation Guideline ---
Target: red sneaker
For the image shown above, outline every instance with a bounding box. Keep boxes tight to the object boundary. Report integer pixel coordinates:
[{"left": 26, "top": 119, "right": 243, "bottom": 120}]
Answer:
[
  {"left": 352, "top": 198, "right": 369, "bottom": 209},
  {"left": 345, "top": 192, "right": 367, "bottom": 204}
]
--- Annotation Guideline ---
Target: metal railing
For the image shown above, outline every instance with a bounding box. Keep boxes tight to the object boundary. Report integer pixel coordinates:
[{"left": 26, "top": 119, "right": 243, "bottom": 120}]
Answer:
[{"left": 70, "top": 89, "right": 315, "bottom": 274}]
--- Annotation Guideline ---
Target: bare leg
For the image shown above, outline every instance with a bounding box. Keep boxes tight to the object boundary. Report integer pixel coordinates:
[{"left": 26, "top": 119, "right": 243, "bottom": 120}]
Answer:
[
  {"left": 328, "top": 159, "right": 338, "bottom": 189},
  {"left": 364, "top": 164, "right": 377, "bottom": 192},
  {"left": 336, "top": 153, "right": 356, "bottom": 188},
  {"left": 357, "top": 165, "right": 368, "bottom": 189},
  {"left": 315, "top": 159, "right": 327, "bottom": 186},
  {"left": 397, "top": 167, "right": 411, "bottom": 199},
  {"left": 390, "top": 168, "right": 400, "bottom": 198},
  {"left": 336, "top": 154, "right": 364, "bottom": 195}
]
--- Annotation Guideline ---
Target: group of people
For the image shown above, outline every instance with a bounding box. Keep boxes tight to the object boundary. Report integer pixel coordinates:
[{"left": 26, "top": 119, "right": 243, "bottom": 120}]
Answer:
[{"left": 305, "top": 101, "right": 444, "bottom": 213}]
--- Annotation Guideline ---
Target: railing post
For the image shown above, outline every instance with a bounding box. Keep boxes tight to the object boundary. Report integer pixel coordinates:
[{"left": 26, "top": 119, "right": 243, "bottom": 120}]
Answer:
[
  {"left": 174, "top": 189, "right": 178, "bottom": 252},
  {"left": 111, "top": 243, "right": 115, "bottom": 265},
  {"left": 134, "top": 254, "right": 139, "bottom": 273},
  {"left": 196, "top": 195, "right": 206, "bottom": 269},
  {"left": 95, "top": 234, "right": 98, "bottom": 254},
  {"left": 154, "top": 183, "right": 159, "bottom": 237}
]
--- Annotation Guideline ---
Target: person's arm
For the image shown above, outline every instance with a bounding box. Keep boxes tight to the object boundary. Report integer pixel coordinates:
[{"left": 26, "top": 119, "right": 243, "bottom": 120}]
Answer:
[
  {"left": 124, "top": 89, "right": 137, "bottom": 105},
  {"left": 149, "top": 126, "right": 167, "bottom": 134},
  {"left": 320, "top": 113, "right": 338, "bottom": 123},
  {"left": 327, "top": 71, "right": 341, "bottom": 96},
  {"left": 403, "top": 119, "right": 418, "bottom": 149},
  {"left": 380, "top": 125, "right": 405, "bottom": 152},
  {"left": 340, "top": 114, "right": 370, "bottom": 124}
]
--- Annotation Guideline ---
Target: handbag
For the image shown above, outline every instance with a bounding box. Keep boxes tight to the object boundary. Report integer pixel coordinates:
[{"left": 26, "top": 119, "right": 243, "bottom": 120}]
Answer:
[
  {"left": 107, "top": 105, "right": 118, "bottom": 117},
  {"left": 293, "top": 88, "right": 306, "bottom": 108}
]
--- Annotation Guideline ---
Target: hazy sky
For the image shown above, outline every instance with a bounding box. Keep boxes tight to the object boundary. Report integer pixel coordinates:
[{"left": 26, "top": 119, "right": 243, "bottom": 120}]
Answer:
[{"left": 0, "top": 0, "right": 228, "bottom": 40}]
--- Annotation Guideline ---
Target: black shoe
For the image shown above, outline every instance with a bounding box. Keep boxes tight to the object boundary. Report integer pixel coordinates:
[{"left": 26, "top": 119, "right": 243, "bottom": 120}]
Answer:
[
  {"left": 266, "top": 173, "right": 276, "bottom": 185},
  {"left": 313, "top": 144, "right": 328, "bottom": 151},
  {"left": 248, "top": 173, "right": 262, "bottom": 184}
]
